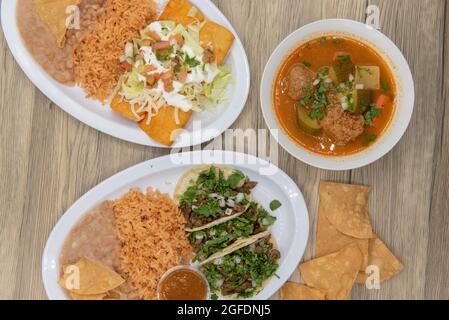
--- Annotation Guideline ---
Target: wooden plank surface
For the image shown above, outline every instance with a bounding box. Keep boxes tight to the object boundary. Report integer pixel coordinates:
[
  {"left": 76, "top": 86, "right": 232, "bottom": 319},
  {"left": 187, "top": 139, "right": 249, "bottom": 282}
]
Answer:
[{"left": 0, "top": 0, "right": 447, "bottom": 300}]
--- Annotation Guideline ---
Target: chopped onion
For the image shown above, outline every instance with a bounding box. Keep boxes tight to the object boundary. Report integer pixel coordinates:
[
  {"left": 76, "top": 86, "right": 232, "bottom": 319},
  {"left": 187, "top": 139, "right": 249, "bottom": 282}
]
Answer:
[
  {"left": 226, "top": 199, "right": 235, "bottom": 207},
  {"left": 234, "top": 256, "right": 241, "bottom": 264},
  {"left": 195, "top": 234, "right": 204, "bottom": 240},
  {"left": 124, "top": 42, "right": 133, "bottom": 57},
  {"left": 325, "top": 77, "right": 333, "bottom": 83},
  {"left": 355, "top": 84, "right": 364, "bottom": 90},
  {"left": 213, "top": 258, "right": 223, "bottom": 265},
  {"left": 313, "top": 79, "right": 320, "bottom": 86},
  {"left": 219, "top": 198, "right": 226, "bottom": 208},
  {"left": 215, "top": 279, "right": 224, "bottom": 287},
  {"left": 349, "top": 73, "right": 354, "bottom": 82},
  {"left": 340, "top": 95, "right": 349, "bottom": 110},
  {"left": 225, "top": 208, "right": 233, "bottom": 216},
  {"left": 235, "top": 193, "right": 245, "bottom": 203}
]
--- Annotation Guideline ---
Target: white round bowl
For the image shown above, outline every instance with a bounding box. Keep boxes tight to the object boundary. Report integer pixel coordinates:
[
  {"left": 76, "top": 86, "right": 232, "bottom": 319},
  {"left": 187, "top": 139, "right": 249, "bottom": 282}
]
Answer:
[{"left": 260, "top": 19, "right": 414, "bottom": 170}]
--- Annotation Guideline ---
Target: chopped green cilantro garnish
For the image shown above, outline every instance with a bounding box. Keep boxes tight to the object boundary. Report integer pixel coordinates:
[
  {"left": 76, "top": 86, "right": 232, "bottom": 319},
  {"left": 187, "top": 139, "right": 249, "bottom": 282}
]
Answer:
[
  {"left": 269, "top": 200, "right": 282, "bottom": 211},
  {"left": 364, "top": 106, "right": 382, "bottom": 126},
  {"left": 363, "top": 134, "right": 377, "bottom": 146}
]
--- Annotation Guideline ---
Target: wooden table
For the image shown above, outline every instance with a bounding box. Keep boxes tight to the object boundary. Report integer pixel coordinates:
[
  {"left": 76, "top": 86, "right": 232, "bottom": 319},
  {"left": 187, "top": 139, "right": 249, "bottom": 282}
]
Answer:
[{"left": 0, "top": 0, "right": 447, "bottom": 300}]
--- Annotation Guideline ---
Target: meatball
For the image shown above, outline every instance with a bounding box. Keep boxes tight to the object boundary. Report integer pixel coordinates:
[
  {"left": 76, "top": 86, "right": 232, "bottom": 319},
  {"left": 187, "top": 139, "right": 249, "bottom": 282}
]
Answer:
[
  {"left": 286, "top": 63, "right": 316, "bottom": 100},
  {"left": 320, "top": 105, "right": 365, "bottom": 145}
]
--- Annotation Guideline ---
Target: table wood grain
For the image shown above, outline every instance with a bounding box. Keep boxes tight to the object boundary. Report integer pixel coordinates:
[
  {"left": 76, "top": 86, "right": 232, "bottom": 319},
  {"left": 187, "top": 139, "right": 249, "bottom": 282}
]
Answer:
[{"left": 0, "top": 0, "right": 447, "bottom": 300}]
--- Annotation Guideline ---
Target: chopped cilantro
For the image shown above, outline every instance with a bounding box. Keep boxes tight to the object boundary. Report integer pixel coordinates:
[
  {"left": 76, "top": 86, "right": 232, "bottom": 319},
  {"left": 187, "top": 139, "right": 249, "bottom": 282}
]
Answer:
[
  {"left": 338, "top": 55, "right": 350, "bottom": 61},
  {"left": 318, "top": 36, "right": 327, "bottom": 45},
  {"left": 227, "top": 171, "right": 246, "bottom": 188},
  {"left": 381, "top": 79, "right": 390, "bottom": 92},
  {"left": 364, "top": 106, "right": 382, "bottom": 126},
  {"left": 303, "top": 61, "right": 312, "bottom": 67},
  {"left": 269, "top": 200, "right": 282, "bottom": 211},
  {"left": 363, "top": 134, "right": 377, "bottom": 146}
]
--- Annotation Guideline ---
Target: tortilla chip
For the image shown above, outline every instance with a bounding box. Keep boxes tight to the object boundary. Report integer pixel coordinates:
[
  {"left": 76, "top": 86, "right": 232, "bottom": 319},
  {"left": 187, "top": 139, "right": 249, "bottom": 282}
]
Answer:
[
  {"left": 356, "top": 237, "right": 404, "bottom": 284},
  {"left": 59, "top": 257, "right": 125, "bottom": 295},
  {"left": 110, "top": 94, "right": 144, "bottom": 122},
  {"left": 33, "top": 0, "right": 80, "bottom": 48},
  {"left": 319, "top": 181, "right": 374, "bottom": 239},
  {"left": 159, "top": 0, "right": 205, "bottom": 26},
  {"left": 138, "top": 105, "right": 192, "bottom": 146},
  {"left": 200, "top": 21, "right": 235, "bottom": 65},
  {"left": 70, "top": 292, "right": 106, "bottom": 300},
  {"left": 280, "top": 282, "right": 326, "bottom": 300},
  {"left": 316, "top": 208, "right": 369, "bottom": 271},
  {"left": 300, "top": 243, "right": 362, "bottom": 300}
]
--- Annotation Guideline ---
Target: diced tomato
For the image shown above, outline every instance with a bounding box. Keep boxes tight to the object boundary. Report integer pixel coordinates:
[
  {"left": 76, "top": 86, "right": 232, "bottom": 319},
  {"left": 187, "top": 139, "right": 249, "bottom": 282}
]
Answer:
[
  {"left": 146, "top": 75, "right": 156, "bottom": 86},
  {"left": 142, "top": 39, "right": 153, "bottom": 47},
  {"left": 152, "top": 41, "right": 170, "bottom": 51},
  {"left": 146, "top": 31, "right": 161, "bottom": 42},
  {"left": 332, "top": 51, "right": 352, "bottom": 63},
  {"left": 375, "top": 94, "right": 390, "bottom": 108},
  {"left": 169, "top": 34, "right": 184, "bottom": 47},
  {"left": 163, "top": 78, "right": 174, "bottom": 92},
  {"left": 141, "top": 65, "right": 157, "bottom": 73},
  {"left": 178, "top": 70, "right": 188, "bottom": 83},
  {"left": 161, "top": 70, "right": 173, "bottom": 80},
  {"left": 121, "top": 61, "right": 132, "bottom": 71},
  {"left": 202, "top": 49, "right": 216, "bottom": 63}
]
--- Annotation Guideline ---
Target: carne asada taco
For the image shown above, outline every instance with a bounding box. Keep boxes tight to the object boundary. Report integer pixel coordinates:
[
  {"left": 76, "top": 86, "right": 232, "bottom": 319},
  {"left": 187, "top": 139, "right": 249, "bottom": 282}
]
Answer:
[
  {"left": 190, "top": 201, "right": 277, "bottom": 263},
  {"left": 200, "top": 234, "right": 280, "bottom": 299},
  {"left": 176, "top": 165, "right": 258, "bottom": 232}
]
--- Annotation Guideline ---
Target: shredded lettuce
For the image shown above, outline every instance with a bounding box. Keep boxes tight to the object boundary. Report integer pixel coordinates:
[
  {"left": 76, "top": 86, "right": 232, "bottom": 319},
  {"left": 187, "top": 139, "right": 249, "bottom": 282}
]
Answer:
[{"left": 204, "top": 67, "right": 233, "bottom": 104}]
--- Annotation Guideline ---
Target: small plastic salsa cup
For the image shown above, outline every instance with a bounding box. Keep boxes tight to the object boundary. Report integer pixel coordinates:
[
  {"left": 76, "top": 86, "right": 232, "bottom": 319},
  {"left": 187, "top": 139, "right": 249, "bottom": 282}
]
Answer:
[{"left": 157, "top": 266, "right": 210, "bottom": 300}]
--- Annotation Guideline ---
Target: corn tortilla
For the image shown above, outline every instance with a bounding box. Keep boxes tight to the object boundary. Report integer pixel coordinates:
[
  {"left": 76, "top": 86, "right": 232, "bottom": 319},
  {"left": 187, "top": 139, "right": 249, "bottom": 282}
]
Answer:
[
  {"left": 200, "top": 21, "right": 235, "bottom": 65},
  {"left": 300, "top": 243, "right": 362, "bottom": 300},
  {"left": 316, "top": 205, "right": 369, "bottom": 271},
  {"left": 159, "top": 0, "right": 205, "bottom": 25},
  {"left": 319, "top": 181, "right": 374, "bottom": 239},
  {"left": 356, "top": 236, "right": 404, "bottom": 284},
  {"left": 33, "top": 0, "right": 81, "bottom": 48},
  {"left": 59, "top": 257, "right": 125, "bottom": 295},
  {"left": 280, "top": 282, "right": 326, "bottom": 300}
]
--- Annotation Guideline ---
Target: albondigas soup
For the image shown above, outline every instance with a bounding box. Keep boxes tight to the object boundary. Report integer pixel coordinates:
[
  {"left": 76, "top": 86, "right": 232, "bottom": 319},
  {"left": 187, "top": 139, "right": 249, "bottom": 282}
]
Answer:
[{"left": 274, "top": 35, "right": 396, "bottom": 156}]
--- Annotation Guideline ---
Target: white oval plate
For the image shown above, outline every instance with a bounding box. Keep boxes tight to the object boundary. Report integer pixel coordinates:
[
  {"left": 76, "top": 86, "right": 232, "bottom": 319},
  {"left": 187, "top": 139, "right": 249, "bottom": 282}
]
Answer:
[
  {"left": 42, "top": 150, "right": 309, "bottom": 300},
  {"left": 260, "top": 19, "right": 414, "bottom": 170},
  {"left": 1, "top": 0, "right": 250, "bottom": 148}
]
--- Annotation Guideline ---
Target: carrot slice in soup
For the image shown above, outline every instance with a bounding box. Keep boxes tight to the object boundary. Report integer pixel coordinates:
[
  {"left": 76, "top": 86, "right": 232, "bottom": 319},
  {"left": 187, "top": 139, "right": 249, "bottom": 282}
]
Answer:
[{"left": 375, "top": 94, "right": 390, "bottom": 108}]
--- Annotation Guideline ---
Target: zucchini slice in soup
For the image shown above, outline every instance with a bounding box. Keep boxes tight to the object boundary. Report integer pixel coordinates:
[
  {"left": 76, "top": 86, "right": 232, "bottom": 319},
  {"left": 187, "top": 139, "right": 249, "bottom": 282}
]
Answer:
[
  {"left": 296, "top": 106, "right": 322, "bottom": 135},
  {"left": 350, "top": 89, "right": 374, "bottom": 114},
  {"left": 354, "top": 66, "right": 380, "bottom": 90},
  {"left": 329, "top": 59, "right": 355, "bottom": 85}
]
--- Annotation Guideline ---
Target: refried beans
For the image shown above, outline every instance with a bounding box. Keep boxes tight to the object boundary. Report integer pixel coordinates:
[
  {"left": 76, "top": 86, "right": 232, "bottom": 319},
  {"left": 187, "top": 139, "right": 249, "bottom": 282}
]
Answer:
[
  {"left": 59, "top": 201, "right": 138, "bottom": 299},
  {"left": 16, "top": 0, "right": 106, "bottom": 85}
]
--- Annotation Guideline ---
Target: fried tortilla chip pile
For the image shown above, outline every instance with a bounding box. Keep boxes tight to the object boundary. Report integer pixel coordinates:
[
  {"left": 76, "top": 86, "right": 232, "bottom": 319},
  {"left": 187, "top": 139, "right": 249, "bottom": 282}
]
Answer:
[
  {"left": 59, "top": 257, "right": 125, "bottom": 300},
  {"left": 281, "top": 181, "right": 404, "bottom": 300}
]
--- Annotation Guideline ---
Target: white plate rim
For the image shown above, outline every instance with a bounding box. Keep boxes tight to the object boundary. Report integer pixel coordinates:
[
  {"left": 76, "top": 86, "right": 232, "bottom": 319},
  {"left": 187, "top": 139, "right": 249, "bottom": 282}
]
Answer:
[
  {"left": 41, "top": 150, "right": 310, "bottom": 300},
  {"left": 260, "top": 19, "right": 415, "bottom": 171},
  {"left": 1, "top": 0, "right": 250, "bottom": 148}
]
